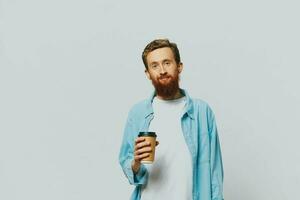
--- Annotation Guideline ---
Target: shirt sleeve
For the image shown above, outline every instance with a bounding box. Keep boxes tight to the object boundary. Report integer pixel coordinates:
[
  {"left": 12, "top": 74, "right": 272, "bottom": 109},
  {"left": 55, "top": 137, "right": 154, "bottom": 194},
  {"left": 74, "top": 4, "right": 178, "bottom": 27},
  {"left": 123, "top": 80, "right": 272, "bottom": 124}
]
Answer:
[
  {"left": 208, "top": 107, "right": 224, "bottom": 200},
  {"left": 118, "top": 110, "right": 148, "bottom": 186}
]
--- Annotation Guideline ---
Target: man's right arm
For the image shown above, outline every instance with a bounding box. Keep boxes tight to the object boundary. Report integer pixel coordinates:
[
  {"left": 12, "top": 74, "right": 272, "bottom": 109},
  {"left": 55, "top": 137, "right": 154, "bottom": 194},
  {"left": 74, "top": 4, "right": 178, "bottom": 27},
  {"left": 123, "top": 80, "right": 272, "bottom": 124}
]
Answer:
[{"left": 118, "top": 110, "right": 148, "bottom": 186}]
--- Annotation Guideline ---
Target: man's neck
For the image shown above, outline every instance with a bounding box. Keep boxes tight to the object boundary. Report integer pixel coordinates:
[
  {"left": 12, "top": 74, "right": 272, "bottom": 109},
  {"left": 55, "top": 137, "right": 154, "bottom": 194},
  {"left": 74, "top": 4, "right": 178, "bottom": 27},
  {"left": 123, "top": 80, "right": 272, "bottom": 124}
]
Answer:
[{"left": 155, "top": 89, "right": 184, "bottom": 100}]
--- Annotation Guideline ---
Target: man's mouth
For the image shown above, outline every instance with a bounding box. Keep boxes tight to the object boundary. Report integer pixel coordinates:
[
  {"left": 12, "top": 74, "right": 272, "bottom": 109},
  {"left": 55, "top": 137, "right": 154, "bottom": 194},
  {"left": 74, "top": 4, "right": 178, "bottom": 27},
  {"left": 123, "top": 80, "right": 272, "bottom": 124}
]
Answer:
[{"left": 159, "top": 76, "right": 170, "bottom": 81}]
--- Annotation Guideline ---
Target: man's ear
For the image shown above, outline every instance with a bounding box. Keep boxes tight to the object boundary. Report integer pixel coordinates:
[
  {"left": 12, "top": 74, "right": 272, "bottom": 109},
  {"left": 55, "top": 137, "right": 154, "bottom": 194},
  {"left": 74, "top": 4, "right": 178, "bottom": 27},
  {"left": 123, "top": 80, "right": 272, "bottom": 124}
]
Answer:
[
  {"left": 145, "top": 69, "right": 151, "bottom": 80},
  {"left": 178, "top": 62, "right": 183, "bottom": 74}
]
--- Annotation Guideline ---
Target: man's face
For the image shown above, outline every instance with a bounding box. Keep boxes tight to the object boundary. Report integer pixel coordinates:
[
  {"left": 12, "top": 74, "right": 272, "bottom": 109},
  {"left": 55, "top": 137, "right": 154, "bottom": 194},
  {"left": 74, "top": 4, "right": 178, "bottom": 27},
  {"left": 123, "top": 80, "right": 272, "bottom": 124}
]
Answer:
[{"left": 145, "top": 47, "right": 183, "bottom": 98}]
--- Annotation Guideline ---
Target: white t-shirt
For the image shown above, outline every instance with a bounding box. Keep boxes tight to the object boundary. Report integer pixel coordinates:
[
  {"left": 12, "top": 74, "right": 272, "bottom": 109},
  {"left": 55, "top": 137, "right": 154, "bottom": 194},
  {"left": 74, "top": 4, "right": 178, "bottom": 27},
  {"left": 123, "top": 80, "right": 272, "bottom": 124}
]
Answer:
[{"left": 140, "top": 96, "right": 193, "bottom": 200}]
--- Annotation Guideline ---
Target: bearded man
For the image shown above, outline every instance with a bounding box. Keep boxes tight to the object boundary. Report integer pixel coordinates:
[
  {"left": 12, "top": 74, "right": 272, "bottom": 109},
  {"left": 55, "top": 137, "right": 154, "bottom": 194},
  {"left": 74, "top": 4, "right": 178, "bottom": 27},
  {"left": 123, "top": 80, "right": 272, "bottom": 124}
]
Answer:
[{"left": 119, "top": 39, "right": 224, "bottom": 200}]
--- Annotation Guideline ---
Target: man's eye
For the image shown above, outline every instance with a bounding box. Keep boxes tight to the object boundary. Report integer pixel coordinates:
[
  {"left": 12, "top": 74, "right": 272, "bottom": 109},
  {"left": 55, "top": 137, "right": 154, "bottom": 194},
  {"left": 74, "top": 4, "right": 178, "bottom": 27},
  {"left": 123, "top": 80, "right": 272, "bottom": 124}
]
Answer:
[{"left": 151, "top": 65, "right": 158, "bottom": 68}]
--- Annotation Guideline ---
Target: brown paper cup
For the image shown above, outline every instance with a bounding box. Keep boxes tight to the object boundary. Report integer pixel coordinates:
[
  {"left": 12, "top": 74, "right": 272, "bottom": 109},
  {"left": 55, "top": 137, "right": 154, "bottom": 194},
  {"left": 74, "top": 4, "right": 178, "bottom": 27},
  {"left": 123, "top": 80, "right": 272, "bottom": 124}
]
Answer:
[{"left": 138, "top": 132, "right": 157, "bottom": 164}]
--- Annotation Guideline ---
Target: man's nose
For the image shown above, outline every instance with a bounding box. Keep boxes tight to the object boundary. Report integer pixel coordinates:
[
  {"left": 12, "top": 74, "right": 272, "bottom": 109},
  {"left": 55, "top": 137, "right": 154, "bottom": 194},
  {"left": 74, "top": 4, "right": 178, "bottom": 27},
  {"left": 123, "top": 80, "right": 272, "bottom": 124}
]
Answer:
[{"left": 159, "top": 65, "right": 167, "bottom": 74}]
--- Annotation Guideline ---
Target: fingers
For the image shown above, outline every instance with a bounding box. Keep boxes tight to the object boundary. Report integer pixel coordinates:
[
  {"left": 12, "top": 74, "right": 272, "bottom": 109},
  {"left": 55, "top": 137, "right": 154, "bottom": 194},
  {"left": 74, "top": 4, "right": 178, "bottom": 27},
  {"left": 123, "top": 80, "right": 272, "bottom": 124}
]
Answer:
[
  {"left": 135, "top": 142, "right": 151, "bottom": 150},
  {"left": 134, "top": 147, "right": 151, "bottom": 161},
  {"left": 134, "top": 152, "right": 150, "bottom": 161},
  {"left": 135, "top": 138, "right": 151, "bottom": 151},
  {"left": 134, "top": 137, "right": 152, "bottom": 161},
  {"left": 134, "top": 138, "right": 159, "bottom": 162},
  {"left": 136, "top": 146, "right": 152, "bottom": 155},
  {"left": 135, "top": 137, "right": 146, "bottom": 144}
]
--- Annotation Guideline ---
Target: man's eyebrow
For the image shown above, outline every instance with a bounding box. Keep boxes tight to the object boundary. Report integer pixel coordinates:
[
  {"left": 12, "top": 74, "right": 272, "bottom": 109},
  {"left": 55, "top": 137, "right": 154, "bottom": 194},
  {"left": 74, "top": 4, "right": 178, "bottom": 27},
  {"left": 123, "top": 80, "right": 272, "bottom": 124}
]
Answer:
[
  {"left": 149, "top": 61, "right": 159, "bottom": 65},
  {"left": 149, "top": 59, "right": 172, "bottom": 65}
]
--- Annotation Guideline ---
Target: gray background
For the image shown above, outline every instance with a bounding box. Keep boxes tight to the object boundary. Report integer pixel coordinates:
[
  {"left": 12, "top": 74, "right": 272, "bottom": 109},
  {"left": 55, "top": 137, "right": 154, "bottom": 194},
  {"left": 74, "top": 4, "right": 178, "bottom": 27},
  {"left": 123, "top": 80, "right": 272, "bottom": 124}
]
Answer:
[{"left": 1, "top": 0, "right": 299, "bottom": 199}]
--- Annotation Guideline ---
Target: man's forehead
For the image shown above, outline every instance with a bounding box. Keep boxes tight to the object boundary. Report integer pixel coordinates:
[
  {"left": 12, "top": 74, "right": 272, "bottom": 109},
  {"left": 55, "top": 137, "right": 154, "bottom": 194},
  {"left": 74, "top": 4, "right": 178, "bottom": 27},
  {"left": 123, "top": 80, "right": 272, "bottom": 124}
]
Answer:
[{"left": 147, "top": 47, "right": 175, "bottom": 63}]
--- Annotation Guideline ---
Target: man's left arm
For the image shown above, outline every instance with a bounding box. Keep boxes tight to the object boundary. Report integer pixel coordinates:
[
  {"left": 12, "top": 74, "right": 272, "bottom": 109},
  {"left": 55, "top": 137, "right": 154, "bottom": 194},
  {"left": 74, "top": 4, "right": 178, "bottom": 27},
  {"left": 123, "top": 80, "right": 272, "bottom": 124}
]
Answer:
[{"left": 208, "top": 107, "right": 224, "bottom": 200}]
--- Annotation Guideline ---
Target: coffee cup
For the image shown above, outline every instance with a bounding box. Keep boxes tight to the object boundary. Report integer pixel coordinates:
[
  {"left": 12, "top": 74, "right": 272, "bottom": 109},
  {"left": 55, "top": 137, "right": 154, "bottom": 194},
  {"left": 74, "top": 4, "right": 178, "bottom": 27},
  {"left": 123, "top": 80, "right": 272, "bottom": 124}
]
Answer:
[{"left": 138, "top": 132, "right": 157, "bottom": 164}]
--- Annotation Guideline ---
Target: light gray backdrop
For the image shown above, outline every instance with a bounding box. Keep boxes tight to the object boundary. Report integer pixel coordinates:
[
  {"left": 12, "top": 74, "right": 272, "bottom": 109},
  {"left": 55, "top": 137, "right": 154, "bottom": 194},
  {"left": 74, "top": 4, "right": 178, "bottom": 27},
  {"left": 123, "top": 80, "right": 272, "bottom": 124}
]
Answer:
[{"left": 1, "top": 0, "right": 299, "bottom": 199}]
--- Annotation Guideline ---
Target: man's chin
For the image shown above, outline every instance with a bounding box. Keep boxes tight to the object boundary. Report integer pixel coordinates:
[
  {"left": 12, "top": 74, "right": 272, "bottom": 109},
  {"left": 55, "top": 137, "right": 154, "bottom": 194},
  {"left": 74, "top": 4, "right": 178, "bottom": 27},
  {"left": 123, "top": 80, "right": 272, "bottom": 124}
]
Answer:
[
  {"left": 151, "top": 75, "right": 180, "bottom": 98},
  {"left": 154, "top": 84, "right": 179, "bottom": 98}
]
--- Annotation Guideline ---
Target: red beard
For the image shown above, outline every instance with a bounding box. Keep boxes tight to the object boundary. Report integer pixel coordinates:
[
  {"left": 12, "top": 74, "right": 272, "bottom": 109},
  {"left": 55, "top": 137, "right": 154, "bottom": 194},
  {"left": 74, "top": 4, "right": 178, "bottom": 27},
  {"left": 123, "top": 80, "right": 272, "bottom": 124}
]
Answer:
[{"left": 150, "top": 73, "right": 180, "bottom": 99}]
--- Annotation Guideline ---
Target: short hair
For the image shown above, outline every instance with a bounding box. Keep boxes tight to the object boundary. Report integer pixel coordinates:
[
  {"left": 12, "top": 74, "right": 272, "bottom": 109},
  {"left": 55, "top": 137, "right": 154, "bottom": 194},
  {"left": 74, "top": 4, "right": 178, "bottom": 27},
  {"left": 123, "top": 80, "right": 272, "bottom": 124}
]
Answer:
[{"left": 142, "top": 39, "right": 181, "bottom": 69}]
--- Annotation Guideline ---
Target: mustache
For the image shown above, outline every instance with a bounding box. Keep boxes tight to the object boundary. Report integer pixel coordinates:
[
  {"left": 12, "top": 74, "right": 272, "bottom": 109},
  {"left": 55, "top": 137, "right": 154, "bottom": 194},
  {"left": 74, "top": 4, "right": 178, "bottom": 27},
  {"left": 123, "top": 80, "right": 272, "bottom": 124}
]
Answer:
[{"left": 158, "top": 75, "right": 171, "bottom": 80}]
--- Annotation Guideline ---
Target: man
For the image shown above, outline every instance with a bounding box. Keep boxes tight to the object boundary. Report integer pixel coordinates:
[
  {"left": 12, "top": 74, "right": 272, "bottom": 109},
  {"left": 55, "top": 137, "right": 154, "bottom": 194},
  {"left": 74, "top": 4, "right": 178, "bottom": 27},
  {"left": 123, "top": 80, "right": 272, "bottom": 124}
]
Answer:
[{"left": 119, "top": 39, "right": 224, "bottom": 200}]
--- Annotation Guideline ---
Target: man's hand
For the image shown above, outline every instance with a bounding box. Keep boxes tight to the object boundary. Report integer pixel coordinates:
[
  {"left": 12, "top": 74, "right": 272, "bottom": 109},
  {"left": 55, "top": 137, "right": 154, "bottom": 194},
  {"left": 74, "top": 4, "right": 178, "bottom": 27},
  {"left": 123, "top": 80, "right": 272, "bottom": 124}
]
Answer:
[{"left": 132, "top": 137, "right": 159, "bottom": 174}]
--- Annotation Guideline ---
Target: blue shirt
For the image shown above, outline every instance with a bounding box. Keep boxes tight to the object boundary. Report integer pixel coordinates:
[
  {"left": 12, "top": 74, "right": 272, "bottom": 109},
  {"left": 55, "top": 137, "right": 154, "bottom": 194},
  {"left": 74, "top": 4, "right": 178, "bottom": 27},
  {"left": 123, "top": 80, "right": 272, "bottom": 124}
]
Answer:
[{"left": 119, "top": 89, "right": 224, "bottom": 200}]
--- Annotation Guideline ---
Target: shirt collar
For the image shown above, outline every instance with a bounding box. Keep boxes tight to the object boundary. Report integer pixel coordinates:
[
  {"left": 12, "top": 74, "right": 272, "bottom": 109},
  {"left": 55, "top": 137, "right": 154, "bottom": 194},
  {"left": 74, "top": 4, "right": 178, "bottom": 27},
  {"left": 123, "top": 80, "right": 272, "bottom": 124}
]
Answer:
[{"left": 144, "top": 88, "right": 194, "bottom": 119}]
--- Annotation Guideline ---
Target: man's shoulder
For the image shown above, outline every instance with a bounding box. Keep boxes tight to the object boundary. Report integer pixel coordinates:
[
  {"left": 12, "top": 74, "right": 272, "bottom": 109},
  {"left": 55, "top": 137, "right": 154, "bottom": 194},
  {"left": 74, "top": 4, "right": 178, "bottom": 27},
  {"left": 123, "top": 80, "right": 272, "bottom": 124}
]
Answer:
[
  {"left": 191, "top": 97, "right": 210, "bottom": 109},
  {"left": 191, "top": 97, "right": 208, "bottom": 105},
  {"left": 127, "top": 98, "right": 149, "bottom": 116},
  {"left": 190, "top": 97, "right": 215, "bottom": 116}
]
